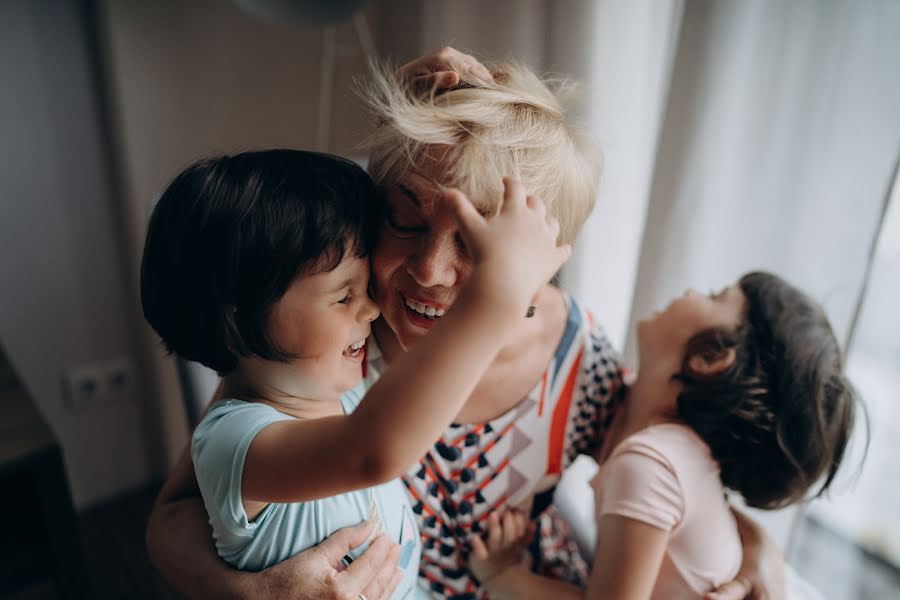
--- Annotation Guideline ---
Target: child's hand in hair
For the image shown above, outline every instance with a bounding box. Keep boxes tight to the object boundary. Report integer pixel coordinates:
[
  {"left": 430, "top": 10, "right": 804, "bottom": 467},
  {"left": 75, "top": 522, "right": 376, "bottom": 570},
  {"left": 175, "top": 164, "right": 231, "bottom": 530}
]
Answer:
[
  {"left": 469, "top": 510, "right": 534, "bottom": 585},
  {"left": 448, "top": 178, "right": 572, "bottom": 318}
]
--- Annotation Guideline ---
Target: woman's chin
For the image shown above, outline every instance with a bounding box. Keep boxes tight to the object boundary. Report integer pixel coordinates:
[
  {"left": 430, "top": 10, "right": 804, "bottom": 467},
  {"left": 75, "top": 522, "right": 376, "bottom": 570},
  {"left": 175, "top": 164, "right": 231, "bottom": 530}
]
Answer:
[{"left": 393, "top": 314, "right": 429, "bottom": 350}]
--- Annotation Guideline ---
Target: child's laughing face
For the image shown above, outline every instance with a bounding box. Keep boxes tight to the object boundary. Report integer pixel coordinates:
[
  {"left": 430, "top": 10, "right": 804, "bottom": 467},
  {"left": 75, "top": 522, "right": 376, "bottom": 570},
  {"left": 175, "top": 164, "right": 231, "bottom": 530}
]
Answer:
[{"left": 261, "top": 255, "right": 380, "bottom": 400}]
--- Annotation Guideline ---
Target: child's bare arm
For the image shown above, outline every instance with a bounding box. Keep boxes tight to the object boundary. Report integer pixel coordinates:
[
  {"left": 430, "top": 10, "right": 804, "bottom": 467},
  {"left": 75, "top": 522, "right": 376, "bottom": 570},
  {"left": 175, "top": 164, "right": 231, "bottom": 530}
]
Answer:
[
  {"left": 469, "top": 510, "right": 582, "bottom": 600},
  {"left": 470, "top": 511, "right": 668, "bottom": 600},
  {"left": 242, "top": 180, "right": 571, "bottom": 505},
  {"left": 583, "top": 515, "right": 670, "bottom": 600}
]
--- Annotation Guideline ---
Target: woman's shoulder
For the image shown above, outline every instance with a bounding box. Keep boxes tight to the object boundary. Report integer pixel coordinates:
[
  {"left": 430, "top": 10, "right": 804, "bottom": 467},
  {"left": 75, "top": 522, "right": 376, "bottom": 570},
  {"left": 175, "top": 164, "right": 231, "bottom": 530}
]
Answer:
[{"left": 550, "top": 290, "right": 623, "bottom": 370}]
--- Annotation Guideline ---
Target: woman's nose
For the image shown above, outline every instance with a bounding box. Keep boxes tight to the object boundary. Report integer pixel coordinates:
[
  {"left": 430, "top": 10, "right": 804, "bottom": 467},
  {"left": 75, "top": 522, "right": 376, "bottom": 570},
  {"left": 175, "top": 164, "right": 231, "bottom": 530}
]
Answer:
[{"left": 406, "top": 234, "right": 459, "bottom": 289}]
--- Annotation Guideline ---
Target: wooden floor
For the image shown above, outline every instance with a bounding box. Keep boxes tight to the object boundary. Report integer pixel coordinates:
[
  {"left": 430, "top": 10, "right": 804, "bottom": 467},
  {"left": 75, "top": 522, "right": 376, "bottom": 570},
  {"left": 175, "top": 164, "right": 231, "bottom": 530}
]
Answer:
[{"left": 2, "top": 485, "right": 177, "bottom": 600}]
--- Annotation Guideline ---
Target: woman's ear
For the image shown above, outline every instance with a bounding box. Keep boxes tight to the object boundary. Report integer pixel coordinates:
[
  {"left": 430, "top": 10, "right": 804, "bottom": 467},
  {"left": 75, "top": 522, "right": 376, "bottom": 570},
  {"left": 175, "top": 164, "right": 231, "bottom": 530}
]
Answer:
[{"left": 688, "top": 347, "right": 737, "bottom": 376}]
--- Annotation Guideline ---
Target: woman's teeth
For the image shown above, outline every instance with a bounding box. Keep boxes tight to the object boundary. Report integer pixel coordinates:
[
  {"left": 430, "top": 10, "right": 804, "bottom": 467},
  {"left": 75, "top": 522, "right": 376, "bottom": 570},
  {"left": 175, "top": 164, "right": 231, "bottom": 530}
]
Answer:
[{"left": 405, "top": 297, "right": 445, "bottom": 319}]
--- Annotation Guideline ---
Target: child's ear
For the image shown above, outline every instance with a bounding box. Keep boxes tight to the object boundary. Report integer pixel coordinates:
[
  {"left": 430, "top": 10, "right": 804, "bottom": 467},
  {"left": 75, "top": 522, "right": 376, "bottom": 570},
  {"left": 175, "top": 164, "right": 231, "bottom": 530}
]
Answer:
[{"left": 688, "top": 347, "right": 737, "bottom": 376}]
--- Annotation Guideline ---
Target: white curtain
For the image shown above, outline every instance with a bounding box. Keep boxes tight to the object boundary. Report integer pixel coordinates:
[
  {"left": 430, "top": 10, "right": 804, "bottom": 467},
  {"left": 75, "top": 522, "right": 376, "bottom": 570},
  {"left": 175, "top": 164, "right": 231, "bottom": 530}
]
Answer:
[
  {"left": 411, "top": 0, "right": 900, "bottom": 554},
  {"left": 626, "top": 0, "right": 900, "bottom": 546}
]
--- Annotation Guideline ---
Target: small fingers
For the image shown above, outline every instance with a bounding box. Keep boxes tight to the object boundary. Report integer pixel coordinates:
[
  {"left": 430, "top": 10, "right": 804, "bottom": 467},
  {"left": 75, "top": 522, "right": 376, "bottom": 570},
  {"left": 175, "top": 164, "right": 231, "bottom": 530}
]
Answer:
[
  {"left": 470, "top": 534, "right": 489, "bottom": 560},
  {"left": 501, "top": 511, "right": 518, "bottom": 547},
  {"left": 508, "top": 511, "right": 522, "bottom": 542},
  {"left": 487, "top": 512, "right": 502, "bottom": 550},
  {"left": 502, "top": 177, "right": 527, "bottom": 212},
  {"left": 525, "top": 195, "right": 547, "bottom": 223},
  {"left": 445, "top": 188, "right": 486, "bottom": 236},
  {"left": 514, "top": 511, "right": 528, "bottom": 541}
]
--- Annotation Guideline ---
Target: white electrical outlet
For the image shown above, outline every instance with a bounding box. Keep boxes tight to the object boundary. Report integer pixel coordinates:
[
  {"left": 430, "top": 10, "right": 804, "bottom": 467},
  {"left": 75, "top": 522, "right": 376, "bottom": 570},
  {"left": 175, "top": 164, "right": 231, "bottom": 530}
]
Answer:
[
  {"left": 63, "top": 365, "right": 104, "bottom": 410},
  {"left": 63, "top": 357, "right": 136, "bottom": 411}
]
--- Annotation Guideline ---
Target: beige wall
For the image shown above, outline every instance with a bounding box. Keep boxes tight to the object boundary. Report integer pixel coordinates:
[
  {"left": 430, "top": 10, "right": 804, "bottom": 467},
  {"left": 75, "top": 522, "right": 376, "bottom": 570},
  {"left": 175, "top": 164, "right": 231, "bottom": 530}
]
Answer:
[
  {"left": 100, "top": 0, "right": 392, "bottom": 468},
  {"left": 0, "top": 0, "right": 156, "bottom": 508}
]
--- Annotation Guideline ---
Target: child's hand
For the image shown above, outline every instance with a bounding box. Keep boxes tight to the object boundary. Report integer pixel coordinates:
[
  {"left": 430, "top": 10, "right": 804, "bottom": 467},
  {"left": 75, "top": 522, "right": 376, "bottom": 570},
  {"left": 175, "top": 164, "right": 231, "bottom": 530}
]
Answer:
[
  {"left": 469, "top": 510, "right": 534, "bottom": 585},
  {"left": 447, "top": 178, "right": 571, "bottom": 316}
]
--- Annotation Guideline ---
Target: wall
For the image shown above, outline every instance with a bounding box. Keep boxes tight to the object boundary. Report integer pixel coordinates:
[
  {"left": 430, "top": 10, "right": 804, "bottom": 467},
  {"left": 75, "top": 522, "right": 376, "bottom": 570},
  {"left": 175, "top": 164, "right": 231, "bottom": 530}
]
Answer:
[
  {"left": 99, "top": 0, "right": 382, "bottom": 468},
  {"left": 0, "top": 0, "right": 390, "bottom": 507},
  {"left": 0, "top": 0, "right": 155, "bottom": 509}
]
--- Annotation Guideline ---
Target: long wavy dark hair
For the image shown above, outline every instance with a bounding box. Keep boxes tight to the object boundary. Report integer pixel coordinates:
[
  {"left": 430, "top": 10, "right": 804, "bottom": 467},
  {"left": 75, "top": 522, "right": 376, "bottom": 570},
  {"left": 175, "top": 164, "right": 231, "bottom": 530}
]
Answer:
[{"left": 674, "top": 271, "right": 865, "bottom": 509}]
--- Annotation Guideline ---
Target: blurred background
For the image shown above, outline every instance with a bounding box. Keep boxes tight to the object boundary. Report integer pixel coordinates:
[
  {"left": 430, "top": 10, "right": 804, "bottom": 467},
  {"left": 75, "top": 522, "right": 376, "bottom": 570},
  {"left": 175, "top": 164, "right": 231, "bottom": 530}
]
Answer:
[{"left": 0, "top": 0, "right": 898, "bottom": 598}]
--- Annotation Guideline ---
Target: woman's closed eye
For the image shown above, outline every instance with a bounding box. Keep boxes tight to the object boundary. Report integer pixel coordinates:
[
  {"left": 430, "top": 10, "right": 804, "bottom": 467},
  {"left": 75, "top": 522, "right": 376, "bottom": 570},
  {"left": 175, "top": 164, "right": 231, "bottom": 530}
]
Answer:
[{"left": 385, "top": 207, "right": 427, "bottom": 238}]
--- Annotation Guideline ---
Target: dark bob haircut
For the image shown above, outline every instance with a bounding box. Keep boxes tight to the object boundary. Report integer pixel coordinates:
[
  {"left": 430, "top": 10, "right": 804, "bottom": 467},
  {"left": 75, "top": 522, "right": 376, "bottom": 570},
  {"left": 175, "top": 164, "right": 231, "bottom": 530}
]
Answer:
[
  {"left": 141, "top": 149, "right": 380, "bottom": 375},
  {"left": 675, "top": 271, "right": 864, "bottom": 509}
]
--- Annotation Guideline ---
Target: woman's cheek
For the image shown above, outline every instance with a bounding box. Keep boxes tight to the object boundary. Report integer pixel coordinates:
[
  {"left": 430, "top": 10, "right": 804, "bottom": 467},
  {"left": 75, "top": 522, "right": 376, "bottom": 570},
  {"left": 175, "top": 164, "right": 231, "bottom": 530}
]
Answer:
[{"left": 371, "top": 234, "right": 411, "bottom": 288}]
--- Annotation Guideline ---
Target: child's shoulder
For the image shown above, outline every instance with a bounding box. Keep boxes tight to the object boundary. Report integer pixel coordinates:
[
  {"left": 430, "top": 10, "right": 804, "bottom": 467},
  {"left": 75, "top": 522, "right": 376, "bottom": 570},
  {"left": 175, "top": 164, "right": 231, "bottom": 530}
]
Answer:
[
  {"left": 192, "top": 398, "right": 292, "bottom": 451},
  {"left": 615, "top": 423, "right": 712, "bottom": 464},
  {"left": 199, "top": 398, "right": 284, "bottom": 426}
]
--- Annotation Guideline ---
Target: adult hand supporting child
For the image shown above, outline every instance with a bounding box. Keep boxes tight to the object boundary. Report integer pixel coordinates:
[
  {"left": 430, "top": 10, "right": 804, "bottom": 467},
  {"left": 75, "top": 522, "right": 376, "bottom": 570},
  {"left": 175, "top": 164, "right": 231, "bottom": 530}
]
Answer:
[{"left": 706, "top": 509, "right": 786, "bottom": 600}]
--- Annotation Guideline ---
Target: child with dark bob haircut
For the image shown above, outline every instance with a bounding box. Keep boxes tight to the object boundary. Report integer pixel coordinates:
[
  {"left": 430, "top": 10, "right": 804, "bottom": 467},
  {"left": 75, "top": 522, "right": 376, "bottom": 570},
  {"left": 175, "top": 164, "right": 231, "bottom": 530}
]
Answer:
[
  {"left": 141, "top": 149, "right": 571, "bottom": 598},
  {"left": 469, "top": 271, "right": 862, "bottom": 600}
]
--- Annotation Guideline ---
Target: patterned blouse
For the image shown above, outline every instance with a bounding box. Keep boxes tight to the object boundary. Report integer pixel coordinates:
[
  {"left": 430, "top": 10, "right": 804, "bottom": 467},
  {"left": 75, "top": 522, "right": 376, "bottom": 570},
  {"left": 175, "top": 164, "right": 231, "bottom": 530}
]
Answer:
[{"left": 364, "top": 293, "right": 626, "bottom": 599}]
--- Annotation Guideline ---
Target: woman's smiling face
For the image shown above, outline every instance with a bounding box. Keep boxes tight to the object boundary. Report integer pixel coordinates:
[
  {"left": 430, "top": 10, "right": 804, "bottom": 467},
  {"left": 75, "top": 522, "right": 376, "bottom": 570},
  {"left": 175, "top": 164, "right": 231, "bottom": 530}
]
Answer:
[{"left": 371, "top": 169, "right": 489, "bottom": 350}]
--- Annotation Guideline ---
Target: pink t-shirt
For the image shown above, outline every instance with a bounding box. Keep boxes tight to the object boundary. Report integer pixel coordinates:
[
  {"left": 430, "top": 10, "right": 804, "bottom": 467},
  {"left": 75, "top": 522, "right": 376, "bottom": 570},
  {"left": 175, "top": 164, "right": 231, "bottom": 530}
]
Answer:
[{"left": 591, "top": 423, "right": 742, "bottom": 599}]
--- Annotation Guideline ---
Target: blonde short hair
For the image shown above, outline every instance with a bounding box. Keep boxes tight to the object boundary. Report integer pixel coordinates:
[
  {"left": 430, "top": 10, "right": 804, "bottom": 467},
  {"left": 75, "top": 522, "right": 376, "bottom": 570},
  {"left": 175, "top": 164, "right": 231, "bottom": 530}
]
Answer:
[{"left": 362, "top": 62, "right": 601, "bottom": 244}]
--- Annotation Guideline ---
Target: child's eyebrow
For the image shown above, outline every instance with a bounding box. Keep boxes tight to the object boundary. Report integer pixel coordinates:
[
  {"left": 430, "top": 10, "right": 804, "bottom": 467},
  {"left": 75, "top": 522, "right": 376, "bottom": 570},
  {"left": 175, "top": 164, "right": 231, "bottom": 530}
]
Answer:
[{"left": 327, "top": 277, "right": 354, "bottom": 294}]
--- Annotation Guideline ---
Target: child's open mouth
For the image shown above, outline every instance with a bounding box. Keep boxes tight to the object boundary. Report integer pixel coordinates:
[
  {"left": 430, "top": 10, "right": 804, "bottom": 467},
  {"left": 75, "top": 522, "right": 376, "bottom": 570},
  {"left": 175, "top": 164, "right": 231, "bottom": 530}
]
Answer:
[{"left": 343, "top": 337, "right": 366, "bottom": 359}]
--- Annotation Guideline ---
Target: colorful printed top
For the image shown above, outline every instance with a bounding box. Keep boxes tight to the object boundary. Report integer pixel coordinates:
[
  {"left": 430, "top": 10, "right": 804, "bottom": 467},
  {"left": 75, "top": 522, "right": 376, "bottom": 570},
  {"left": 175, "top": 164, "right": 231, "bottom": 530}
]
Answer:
[{"left": 363, "top": 293, "right": 626, "bottom": 599}]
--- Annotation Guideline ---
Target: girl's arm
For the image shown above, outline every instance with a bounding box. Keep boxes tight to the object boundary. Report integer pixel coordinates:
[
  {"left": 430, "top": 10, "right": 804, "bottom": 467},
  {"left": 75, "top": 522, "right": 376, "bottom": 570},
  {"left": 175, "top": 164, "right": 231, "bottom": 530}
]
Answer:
[
  {"left": 469, "top": 511, "right": 669, "bottom": 600},
  {"left": 583, "top": 515, "right": 670, "bottom": 600},
  {"left": 242, "top": 180, "right": 571, "bottom": 505}
]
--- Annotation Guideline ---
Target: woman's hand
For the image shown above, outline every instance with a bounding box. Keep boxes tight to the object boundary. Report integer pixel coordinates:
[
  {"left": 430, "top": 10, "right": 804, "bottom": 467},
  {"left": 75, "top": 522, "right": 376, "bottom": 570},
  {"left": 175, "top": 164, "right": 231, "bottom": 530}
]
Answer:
[
  {"left": 396, "top": 46, "right": 494, "bottom": 92},
  {"left": 705, "top": 511, "right": 786, "bottom": 600},
  {"left": 469, "top": 510, "right": 533, "bottom": 585},
  {"left": 259, "top": 521, "right": 404, "bottom": 600}
]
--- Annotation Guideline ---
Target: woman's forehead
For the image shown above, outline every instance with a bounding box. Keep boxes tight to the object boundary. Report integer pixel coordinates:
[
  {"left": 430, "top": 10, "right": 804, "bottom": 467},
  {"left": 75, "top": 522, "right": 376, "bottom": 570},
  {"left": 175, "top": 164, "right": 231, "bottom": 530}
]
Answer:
[{"left": 394, "top": 169, "right": 498, "bottom": 214}]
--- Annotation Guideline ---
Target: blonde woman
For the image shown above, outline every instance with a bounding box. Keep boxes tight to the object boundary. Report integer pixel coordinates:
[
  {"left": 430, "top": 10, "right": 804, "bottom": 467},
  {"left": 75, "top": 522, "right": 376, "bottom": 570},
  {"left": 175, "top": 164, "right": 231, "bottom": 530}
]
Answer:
[{"left": 146, "top": 48, "right": 784, "bottom": 600}]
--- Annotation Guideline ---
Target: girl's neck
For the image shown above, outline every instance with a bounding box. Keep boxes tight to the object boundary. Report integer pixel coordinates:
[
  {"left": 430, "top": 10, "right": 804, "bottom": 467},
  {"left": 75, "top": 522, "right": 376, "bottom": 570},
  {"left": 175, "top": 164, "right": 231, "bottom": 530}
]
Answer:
[
  {"left": 221, "top": 372, "right": 343, "bottom": 421},
  {"left": 598, "top": 369, "right": 682, "bottom": 463}
]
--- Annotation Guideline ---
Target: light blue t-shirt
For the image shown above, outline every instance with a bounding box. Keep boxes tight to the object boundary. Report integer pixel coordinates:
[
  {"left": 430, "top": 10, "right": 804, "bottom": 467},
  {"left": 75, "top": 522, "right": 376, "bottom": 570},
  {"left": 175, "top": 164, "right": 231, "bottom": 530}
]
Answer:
[{"left": 192, "top": 382, "right": 425, "bottom": 599}]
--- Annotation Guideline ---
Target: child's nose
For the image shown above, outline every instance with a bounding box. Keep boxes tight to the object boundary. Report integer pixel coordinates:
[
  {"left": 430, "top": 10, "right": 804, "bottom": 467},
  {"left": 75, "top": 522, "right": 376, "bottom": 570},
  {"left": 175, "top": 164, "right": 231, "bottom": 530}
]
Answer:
[{"left": 359, "top": 296, "right": 380, "bottom": 323}]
